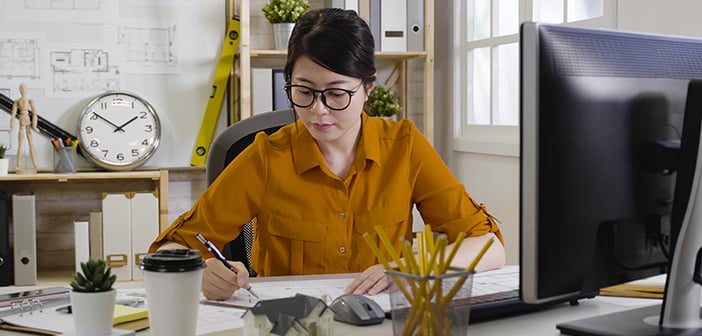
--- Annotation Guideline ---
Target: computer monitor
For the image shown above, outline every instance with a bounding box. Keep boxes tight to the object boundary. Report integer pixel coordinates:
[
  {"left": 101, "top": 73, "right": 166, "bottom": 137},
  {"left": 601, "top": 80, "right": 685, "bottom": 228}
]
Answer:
[{"left": 520, "top": 22, "right": 702, "bottom": 335}]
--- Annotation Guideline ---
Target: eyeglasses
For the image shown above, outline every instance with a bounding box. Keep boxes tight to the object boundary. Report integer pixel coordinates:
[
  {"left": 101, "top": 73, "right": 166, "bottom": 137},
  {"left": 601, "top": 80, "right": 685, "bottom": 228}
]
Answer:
[{"left": 284, "top": 82, "right": 363, "bottom": 111}]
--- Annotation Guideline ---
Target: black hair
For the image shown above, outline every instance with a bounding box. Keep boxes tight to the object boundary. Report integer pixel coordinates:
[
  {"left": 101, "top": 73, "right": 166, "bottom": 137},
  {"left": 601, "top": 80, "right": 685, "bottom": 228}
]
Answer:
[{"left": 284, "top": 8, "right": 377, "bottom": 90}]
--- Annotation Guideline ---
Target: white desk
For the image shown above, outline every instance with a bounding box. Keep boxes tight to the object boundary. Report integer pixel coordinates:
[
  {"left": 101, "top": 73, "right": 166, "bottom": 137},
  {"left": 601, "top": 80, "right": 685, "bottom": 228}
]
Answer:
[
  {"left": 0, "top": 277, "right": 662, "bottom": 336},
  {"left": 193, "top": 297, "right": 660, "bottom": 336}
]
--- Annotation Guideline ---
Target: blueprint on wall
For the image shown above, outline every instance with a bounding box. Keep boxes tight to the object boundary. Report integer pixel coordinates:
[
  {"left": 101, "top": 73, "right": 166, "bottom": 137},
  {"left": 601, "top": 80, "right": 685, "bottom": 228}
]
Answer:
[{"left": 0, "top": 0, "right": 225, "bottom": 168}]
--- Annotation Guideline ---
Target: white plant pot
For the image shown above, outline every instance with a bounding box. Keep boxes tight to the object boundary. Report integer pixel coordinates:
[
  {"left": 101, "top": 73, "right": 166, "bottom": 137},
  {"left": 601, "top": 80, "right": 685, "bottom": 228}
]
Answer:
[
  {"left": 0, "top": 158, "right": 8, "bottom": 176},
  {"left": 272, "top": 23, "right": 295, "bottom": 50},
  {"left": 70, "top": 289, "right": 117, "bottom": 336}
]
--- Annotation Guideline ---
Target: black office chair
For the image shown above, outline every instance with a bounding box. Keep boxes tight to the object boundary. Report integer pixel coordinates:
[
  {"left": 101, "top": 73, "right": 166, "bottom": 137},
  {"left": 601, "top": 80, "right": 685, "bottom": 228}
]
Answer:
[{"left": 205, "top": 109, "right": 297, "bottom": 277}]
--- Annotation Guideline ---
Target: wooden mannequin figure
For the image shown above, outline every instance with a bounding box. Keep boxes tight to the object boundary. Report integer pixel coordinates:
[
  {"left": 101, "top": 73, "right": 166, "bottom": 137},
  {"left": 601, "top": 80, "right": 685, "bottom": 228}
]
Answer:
[{"left": 10, "top": 83, "right": 39, "bottom": 174}]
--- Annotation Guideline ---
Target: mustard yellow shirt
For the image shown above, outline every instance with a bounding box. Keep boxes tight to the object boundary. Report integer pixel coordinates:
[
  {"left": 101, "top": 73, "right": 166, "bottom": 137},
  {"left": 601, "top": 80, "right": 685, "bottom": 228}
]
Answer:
[{"left": 150, "top": 114, "right": 503, "bottom": 276}]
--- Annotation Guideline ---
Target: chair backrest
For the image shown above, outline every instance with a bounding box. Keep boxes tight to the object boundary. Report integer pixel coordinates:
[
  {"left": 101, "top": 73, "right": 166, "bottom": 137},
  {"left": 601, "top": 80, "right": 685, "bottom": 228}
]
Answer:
[{"left": 205, "top": 109, "right": 297, "bottom": 276}]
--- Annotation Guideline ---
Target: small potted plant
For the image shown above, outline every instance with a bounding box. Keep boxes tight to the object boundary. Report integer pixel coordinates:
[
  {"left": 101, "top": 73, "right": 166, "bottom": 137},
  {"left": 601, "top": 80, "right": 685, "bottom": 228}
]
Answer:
[
  {"left": 364, "top": 85, "right": 402, "bottom": 120},
  {"left": 70, "top": 258, "right": 118, "bottom": 336},
  {"left": 261, "top": 0, "right": 310, "bottom": 49},
  {"left": 0, "top": 144, "right": 8, "bottom": 176}
]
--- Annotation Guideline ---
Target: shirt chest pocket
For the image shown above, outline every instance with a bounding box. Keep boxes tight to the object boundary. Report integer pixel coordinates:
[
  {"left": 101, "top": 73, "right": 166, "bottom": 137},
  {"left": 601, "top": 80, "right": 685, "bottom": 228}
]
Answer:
[
  {"left": 353, "top": 206, "right": 411, "bottom": 269},
  {"left": 264, "top": 214, "right": 326, "bottom": 275}
]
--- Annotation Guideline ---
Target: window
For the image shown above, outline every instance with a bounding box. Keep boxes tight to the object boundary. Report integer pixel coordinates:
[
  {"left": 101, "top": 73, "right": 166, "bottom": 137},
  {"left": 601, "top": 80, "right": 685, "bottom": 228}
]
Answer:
[{"left": 455, "top": 0, "right": 615, "bottom": 156}]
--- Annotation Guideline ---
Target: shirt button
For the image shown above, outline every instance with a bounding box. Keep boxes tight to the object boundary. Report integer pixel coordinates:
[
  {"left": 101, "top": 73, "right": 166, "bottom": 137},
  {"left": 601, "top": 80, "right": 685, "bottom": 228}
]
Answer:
[
  {"left": 339, "top": 246, "right": 346, "bottom": 253},
  {"left": 339, "top": 212, "right": 346, "bottom": 219}
]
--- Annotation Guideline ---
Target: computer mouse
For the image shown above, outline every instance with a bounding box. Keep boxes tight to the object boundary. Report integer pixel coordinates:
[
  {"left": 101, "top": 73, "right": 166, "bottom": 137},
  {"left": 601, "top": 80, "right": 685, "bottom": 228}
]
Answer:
[{"left": 330, "top": 294, "right": 385, "bottom": 326}]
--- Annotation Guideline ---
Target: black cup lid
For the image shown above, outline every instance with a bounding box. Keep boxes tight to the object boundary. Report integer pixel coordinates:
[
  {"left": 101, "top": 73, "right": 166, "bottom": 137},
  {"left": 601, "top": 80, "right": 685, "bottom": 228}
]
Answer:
[{"left": 140, "top": 249, "right": 206, "bottom": 272}]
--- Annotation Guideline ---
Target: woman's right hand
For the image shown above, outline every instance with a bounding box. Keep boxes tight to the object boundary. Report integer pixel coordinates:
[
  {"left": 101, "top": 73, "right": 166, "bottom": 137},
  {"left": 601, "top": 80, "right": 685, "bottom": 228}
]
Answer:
[{"left": 201, "top": 258, "right": 251, "bottom": 300}]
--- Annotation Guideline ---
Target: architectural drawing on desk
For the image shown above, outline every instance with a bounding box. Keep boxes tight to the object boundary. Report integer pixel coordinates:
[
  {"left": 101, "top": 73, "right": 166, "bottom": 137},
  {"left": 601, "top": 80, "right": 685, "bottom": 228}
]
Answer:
[
  {"left": 117, "top": 23, "right": 180, "bottom": 74},
  {"left": 0, "top": 37, "right": 41, "bottom": 81},
  {"left": 48, "top": 48, "right": 122, "bottom": 97}
]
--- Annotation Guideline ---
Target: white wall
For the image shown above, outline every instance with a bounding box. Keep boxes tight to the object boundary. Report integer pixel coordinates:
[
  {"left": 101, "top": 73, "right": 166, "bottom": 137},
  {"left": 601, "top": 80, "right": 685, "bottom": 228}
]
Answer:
[{"left": 437, "top": 0, "right": 702, "bottom": 265}]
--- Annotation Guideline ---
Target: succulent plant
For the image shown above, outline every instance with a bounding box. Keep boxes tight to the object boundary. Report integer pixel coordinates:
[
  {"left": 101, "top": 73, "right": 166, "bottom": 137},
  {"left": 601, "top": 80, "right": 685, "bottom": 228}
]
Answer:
[{"left": 70, "top": 258, "right": 117, "bottom": 292}]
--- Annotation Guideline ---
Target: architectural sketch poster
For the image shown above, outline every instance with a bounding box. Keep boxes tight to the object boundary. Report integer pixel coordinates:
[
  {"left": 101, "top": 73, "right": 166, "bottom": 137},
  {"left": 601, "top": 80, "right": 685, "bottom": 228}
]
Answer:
[{"left": 0, "top": 0, "right": 225, "bottom": 169}]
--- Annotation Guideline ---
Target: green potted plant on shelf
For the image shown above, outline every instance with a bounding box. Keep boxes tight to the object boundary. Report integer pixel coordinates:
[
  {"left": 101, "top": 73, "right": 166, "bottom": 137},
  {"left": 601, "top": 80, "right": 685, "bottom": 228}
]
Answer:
[
  {"left": 70, "top": 258, "right": 118, "bottom": 336},
  {"left": 364, "top": 85, "right": 402, "bottom": 120},
  {"left": 0, "top": 144, "right": 8, "bottom": 176},
  {"left": 261, "top": 0, "right": 310, "bottom": 49}
]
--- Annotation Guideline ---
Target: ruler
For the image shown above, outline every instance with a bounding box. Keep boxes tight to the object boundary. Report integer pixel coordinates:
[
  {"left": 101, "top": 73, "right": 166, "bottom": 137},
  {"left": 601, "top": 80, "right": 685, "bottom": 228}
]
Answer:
[{"left": 190, "top": 16, "right": 241, "bottom": 166}]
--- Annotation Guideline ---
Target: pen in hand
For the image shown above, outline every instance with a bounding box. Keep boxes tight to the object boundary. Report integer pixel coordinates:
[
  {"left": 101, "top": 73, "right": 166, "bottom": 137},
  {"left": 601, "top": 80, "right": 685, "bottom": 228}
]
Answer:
[{"left": 195, "top": 232, "right": 259, "bottom": 299}]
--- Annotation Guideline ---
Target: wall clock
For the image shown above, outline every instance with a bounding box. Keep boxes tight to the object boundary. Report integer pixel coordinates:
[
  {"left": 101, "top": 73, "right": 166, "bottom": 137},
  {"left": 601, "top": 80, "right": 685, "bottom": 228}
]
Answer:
[{"left": 77, "top": 91, "right": 161, "bottom": 171}]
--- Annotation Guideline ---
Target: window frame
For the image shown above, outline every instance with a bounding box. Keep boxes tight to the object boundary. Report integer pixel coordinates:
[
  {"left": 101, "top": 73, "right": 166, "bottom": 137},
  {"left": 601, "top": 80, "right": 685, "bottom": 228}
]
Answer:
[{"left": 453, "top": 0, "right": 617, "bottom": 157}]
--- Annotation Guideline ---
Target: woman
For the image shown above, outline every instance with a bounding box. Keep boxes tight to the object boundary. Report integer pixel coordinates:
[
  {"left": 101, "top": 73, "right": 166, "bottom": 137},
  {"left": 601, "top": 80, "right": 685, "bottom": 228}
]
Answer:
[{"left": 149, "top": 8, "right": 505, "bottom": 300}]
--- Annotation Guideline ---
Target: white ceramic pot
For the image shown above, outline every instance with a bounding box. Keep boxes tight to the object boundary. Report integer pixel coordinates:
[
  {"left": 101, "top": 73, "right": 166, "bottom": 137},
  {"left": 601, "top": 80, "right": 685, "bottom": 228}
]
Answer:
[
  {"left": 70, "top": 289, "right": 117, "bottom": 336},
  {"left": 272, "top": 23, "right": 295, "bottom": 50},
  {"left": 0, "top": 158, "right": 8, "bottom": 176}
]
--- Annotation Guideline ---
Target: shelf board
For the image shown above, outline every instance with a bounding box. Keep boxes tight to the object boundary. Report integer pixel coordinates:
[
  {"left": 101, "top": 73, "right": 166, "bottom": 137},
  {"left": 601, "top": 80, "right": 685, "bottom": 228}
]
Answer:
[
  {"left": 248, "top": 50, "right": 427, "bottom": 69},
  {"left": 0, "top": 171, "right": 163, "bottom": 182}
]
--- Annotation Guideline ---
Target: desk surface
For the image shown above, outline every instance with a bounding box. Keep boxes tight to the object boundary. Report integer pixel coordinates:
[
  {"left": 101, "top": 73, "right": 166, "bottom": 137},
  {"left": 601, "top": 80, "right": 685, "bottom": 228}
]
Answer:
[{"left": 0, "top": 275, "right": 662, "bottom": 336}]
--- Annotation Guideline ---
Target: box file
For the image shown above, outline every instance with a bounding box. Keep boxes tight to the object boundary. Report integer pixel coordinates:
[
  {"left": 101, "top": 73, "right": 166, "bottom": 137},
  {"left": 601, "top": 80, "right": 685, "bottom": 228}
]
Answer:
[
  {"left": 74, "top": 220, "right": 90, "bottom": 273},
  {"left": 102, "top": 192, "right": 159, "bottom": 281},
  {"left": 407, "top": 0, "right": 424, "bottom": 51},
  {"left": 12, "top": 194, "right": 36, "bottom": 286},
  {"left": 89, "top": 211, "right": 103, "bottom": 260},
  {"left": 129, "top": 193, "right": 158, "bottom": 281},
  {"left": 380, "top": 0, "right": 407, "bottom": 51},
  {"left": 0, "top": 192, "right": 12, "bottom": 286},
  {"left": 102, "top": 193, "right": 132, "bottom": 281},
  {"left": 369, "top": 0, "right": 381, "bottom": 51}
]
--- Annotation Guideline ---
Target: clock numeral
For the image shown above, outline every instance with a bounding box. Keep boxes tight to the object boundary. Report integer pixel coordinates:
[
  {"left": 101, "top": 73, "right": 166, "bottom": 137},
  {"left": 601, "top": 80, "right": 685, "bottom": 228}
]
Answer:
[
  {"left": 139, "top": 111, "right": 148, "bottom": 119},
  {"left": 85, "top": 126, "right": 94, "bottom": 134},
  {"left": 90, "top": 140, "right": 99, "bottom": 148},
  {"left": 101, "top": 149, "right": 108, "bottom": 158},
  {"left": 141, "top": 139, "right": 149, "bottom": 146},
  {"left": 100, "top": 102, "right": 108, "bottom": 110},
  {"left": 132, "top": 149, "right": 139, "bottom": 157},
  {"left": 117, "top": 153, "right": 125, "bottom": 161},
  {"left": 145, "top": 125, "right": 153, "bottom": 132},
  {"left": 89, "top": 112, "right": 98, "bottom": 120}
]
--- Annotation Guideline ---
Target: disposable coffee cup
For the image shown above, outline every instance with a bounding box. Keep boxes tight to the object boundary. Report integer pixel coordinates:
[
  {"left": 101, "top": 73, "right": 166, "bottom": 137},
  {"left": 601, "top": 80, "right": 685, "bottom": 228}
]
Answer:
[{"left": 140, "top": 249, "right": 206, "bottom": 336}]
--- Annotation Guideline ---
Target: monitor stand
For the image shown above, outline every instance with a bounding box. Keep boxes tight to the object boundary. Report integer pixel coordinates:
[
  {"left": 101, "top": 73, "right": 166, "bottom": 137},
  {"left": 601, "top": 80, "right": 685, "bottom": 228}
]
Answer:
[{"left": 557, "top": 304, "right": 702, "bottom": 336}]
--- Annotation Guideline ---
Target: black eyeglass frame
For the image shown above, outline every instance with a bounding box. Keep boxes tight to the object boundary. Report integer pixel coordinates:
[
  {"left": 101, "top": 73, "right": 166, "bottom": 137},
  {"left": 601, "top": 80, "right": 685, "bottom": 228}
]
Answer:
[{"left": 283, "top": 83, "right": 364, "bottom": 111}]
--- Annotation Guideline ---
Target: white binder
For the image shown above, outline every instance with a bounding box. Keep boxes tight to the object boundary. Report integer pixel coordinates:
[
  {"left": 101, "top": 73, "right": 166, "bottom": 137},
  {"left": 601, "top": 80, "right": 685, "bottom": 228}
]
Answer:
[
  {"left": 252, "top": 68, "right": 273, "bottom": 115},
  {"left": 12, "top": 194, "right": 36, "bottom": 286},
  {"left": 380, "top": 0, "right": 407, "bottom": 51},
  {"left": 102, "top": 193, "right": 132, "bottom": 281},
  {"left": 73, "top": 220, "right": 90, "bottom": 274},
  {"left": 407, "top": 0, "right": 424, "bottom": 51},
  {"left": 130, "top": 192, "right": 159, "bottom": 280}
]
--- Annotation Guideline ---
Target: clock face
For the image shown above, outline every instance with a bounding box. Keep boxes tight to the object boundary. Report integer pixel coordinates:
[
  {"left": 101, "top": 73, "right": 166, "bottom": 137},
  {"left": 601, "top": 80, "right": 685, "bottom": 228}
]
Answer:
[{"left": 78, "top": 91, "right": 161, "bottom": 171}]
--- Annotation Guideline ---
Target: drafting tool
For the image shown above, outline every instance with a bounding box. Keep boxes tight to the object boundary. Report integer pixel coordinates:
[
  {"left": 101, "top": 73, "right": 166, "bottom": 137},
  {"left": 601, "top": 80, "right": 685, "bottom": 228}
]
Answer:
[
  {"left": 0, "top": 92, "right": 84, "bottom": 157},
  {"left": 190, "top": 16, "right": 240, "bottom": 166}
]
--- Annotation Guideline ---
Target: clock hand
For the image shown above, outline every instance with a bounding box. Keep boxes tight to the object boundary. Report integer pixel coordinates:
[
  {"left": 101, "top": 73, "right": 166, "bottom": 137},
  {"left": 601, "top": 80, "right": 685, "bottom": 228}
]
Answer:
[
  {"left": 93, "top": 113, "right": 124, "bottom": 132},
  {"left": 114, "top": 116, "right": 139, "bottom": 132}
]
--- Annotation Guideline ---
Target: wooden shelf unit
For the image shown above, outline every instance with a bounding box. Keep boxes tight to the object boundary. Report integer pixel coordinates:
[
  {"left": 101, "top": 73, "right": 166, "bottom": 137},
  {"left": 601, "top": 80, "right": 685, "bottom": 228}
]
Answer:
[
  {"left": 0, "top": 170, "right": 169, "bottom": 231},
  {"left": 233, "top": 0, "right": 435, "bottom": 144}
]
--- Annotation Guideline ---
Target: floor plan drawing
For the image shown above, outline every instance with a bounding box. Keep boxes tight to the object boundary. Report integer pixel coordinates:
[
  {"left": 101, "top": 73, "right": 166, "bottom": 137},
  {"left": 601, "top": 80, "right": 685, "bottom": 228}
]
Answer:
[
  {"left": 24, "top": 0, "right": 100, "bottom": 10},
  {"left": 49, "top": 48, "right": 121, "bottom": 95},
  {"left": 118, "top": 24, "right": 180, "bottom": 74},
  {"left": 0, "top": 38, "right": 41, "bottom": 80}
]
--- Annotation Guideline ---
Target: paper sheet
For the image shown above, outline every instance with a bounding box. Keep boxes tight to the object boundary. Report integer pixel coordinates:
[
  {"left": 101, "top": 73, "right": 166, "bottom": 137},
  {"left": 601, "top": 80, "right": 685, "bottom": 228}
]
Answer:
[{"left": 201, "top": 277, "right": 392, "bottom": 312}]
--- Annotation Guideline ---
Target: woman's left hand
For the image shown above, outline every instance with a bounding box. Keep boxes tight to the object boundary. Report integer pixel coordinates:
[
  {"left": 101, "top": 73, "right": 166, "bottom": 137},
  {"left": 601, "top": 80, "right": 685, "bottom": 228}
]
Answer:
[{"left": 344, "top": 264, "right": 388, "bottom": 295}]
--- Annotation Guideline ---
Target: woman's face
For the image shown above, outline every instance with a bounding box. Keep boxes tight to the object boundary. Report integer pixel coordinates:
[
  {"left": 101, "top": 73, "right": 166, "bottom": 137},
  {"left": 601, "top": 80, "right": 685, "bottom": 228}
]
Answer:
[{"left": 289, "top": 56, "right": 371, "bottom": 146}]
